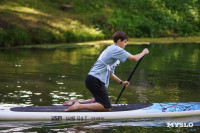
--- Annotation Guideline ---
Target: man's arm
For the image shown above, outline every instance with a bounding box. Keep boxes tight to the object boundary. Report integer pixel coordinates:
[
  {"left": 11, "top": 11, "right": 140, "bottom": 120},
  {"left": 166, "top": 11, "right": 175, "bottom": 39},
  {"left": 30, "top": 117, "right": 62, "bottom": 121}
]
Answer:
[
  {"left": 128, "top": 48, "right": 149, "bottom": 61},
  {"left": 110, "top": 73, "right": 130, "bottom": 87}
]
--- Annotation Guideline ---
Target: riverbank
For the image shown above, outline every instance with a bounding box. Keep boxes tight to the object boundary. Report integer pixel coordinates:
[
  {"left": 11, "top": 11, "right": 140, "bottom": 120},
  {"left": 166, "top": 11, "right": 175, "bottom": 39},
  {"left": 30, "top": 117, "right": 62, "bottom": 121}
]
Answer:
[
  {"left": 14, "top": 36, "right": 200, "bottom": 49},
  {"left": 81, "top": 36, "right": 200, "bottom": 45},
  {"left": 0, "top": 0, "right": 200, "bottom": 47}
]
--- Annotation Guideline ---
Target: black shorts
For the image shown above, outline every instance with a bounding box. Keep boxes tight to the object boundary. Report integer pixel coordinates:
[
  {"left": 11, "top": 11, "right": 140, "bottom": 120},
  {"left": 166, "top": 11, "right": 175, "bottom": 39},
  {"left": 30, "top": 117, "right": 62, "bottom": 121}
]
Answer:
[{"left": 85, "top": 75, "right": 111, "bottom": 109}]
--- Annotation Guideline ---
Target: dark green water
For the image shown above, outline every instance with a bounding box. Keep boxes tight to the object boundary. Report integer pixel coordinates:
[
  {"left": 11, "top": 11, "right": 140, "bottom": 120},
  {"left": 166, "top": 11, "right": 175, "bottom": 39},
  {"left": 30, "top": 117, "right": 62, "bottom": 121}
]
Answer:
[{"left": 0, "top": 43, "right": 200, "bottom": 132}]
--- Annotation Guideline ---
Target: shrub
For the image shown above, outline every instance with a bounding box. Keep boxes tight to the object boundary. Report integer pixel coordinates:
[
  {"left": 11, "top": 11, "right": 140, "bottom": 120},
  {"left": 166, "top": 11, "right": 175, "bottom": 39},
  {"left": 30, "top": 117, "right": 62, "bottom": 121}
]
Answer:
[
  {"left": 0, "top": 25, "right": 31, "bottom": 47},
  {"left": 29, "top": 28, "right": 57, "bottom": 44}
]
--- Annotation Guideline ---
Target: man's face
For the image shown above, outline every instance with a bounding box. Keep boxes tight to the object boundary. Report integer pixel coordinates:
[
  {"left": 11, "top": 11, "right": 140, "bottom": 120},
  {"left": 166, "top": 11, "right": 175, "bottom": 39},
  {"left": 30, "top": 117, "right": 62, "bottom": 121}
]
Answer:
[{"left": 117, "top": 39, "right": 128, "bottom": 49}]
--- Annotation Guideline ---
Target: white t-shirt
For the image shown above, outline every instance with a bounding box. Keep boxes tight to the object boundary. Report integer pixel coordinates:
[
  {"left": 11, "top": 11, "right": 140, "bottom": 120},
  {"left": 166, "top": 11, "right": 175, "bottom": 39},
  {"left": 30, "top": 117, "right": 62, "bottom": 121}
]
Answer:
[{"left": 88, "top": 44, "right": 131, "bottom": 87}]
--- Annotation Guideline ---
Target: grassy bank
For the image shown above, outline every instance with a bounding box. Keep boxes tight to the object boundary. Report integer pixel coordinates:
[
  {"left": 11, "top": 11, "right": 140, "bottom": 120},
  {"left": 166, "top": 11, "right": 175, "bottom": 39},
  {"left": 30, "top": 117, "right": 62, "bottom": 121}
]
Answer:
[
  {"left": 0, "top": 0, "right": 200, "bottom": 47},
  {"left": 14, "top": 36, "right": 200, "bottom": 49},
  {"left": 0, "top": 0, "right": 105, "bottom": 47},
  {"left": 81, "top": 36, "right": 200, "bottom": 45}
]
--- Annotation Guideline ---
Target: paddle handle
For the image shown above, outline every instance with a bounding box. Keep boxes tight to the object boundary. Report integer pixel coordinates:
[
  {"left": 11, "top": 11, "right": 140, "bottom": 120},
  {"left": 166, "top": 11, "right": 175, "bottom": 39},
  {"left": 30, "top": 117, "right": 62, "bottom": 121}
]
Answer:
[{"left": 115, "top": 56, "right": 144, "bottom": 104}]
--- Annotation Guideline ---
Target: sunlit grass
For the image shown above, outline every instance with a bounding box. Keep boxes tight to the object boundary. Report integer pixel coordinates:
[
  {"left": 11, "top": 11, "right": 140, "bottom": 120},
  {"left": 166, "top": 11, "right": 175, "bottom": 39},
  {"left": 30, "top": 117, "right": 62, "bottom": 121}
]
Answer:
[
  {"left": 0, "top": 1, "right": 105, "bottom": 46},
  {"left": 15, "top": 36, "right": 200, "bottom": 49},
  {"left": 1, "top": 6, "right": 49, "bottom": 17},
  {"left": 1, "top": 0, "right": 199, "bottom": 47},
  {"left": 135, "top": 36, "right": 200, "bottom": 44},
  {"left": 79, "top": 36, "right": 200, "bottom": 46}
]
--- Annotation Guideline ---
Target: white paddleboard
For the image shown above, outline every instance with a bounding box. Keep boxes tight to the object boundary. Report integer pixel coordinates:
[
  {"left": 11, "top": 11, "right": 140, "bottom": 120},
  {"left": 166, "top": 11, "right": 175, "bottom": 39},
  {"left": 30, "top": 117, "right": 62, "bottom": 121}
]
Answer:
[{"left": 0, "top": 102, "right": 199, "bottom": 121}]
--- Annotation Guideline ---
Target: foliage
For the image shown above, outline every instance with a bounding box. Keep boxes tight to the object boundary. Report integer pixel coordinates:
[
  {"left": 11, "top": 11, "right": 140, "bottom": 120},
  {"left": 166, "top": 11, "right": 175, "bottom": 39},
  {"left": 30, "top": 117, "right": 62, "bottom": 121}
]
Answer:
[
  {"left": 71, "top": 0, "right": 200, "bottom": 37},
  {"left": 28, "top": 28, "right": 58, "bottom": 44},
  {"left": 0, "top": 25, "right": 31, "bottom": 47},
  {"left": 0, "top": 0, "right": 199, "bottom": 46}
]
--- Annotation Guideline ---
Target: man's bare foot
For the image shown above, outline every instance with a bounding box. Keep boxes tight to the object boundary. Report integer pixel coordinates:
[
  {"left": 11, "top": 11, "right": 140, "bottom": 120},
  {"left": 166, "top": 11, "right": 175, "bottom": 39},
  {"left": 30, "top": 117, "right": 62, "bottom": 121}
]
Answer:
[
  {"left": 63, "top": 100, "right": 76, "bottom": 106},
  {"left": 64, "top": 101, "right": 80, "bottom": 112}
]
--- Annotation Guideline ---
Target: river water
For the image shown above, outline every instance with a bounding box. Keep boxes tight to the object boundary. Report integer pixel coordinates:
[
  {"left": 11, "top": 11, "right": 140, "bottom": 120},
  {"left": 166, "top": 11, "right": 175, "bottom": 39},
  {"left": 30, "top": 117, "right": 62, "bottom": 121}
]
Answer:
[{"left": 0, "top": 43, "right": 200, "bottom": 132}]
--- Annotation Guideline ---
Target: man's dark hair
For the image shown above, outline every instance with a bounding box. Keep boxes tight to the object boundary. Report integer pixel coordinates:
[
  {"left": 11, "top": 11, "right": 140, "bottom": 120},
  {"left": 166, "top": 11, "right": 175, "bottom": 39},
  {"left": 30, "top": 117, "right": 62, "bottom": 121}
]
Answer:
[{"left": 113, "top": 31, "right": 129, "bottom": 43}]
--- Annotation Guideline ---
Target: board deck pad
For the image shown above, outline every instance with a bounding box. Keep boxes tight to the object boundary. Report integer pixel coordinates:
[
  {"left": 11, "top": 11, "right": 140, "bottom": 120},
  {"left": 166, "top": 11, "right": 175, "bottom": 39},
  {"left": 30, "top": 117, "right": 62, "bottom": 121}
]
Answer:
[{"left": 10, "top": 103, "right": 153, "bottom": 112}]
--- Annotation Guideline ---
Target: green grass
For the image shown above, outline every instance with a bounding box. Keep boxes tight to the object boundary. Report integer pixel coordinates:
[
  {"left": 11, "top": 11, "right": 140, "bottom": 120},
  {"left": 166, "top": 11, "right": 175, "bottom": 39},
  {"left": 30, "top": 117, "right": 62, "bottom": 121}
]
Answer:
[
  {"left": 0, "top": 0, "right": 200, "bottom": 47},
  {"left": 76, "top": 36, "right": 200, "bottom": 46},
  {"left": 9, "top": 36, "right": 199, "bottom": 50},
  {"left": 0, "top": 0, "right": 105, "bottom": 46}
]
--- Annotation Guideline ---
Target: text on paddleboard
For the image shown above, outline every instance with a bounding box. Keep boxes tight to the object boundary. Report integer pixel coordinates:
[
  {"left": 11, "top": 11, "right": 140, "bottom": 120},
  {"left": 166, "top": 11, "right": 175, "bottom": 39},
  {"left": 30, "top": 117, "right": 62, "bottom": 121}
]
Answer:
[{"left": 51, "top": 116, "right": 104, "bottom": 121}]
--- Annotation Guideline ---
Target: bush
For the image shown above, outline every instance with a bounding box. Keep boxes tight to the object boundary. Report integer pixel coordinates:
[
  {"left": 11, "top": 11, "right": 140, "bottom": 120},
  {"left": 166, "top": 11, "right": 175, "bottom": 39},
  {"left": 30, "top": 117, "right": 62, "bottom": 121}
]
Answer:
[
  {"left": 71, "top": 0, "right": 200, "bottom": 38},
  {"left": 63, "top": 31, "right": 78, "bottom": 43},
  {"left": 0, "top": 25, "right": 31, "bottom": 47},
  {"left": 29, "top": 28, "right": 57, "bottom": 44},
  {"left": 0, "top": 30, "right": 6, "bottom": 46}
]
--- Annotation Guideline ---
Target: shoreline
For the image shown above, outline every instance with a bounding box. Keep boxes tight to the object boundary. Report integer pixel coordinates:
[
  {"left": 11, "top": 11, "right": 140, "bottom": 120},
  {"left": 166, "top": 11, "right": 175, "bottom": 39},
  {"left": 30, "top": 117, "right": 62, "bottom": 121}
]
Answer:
[
  {"left": 81, "top": 36, "right": 200, "bottom": 45},
  {"left": 1, "top": 36, "right": 200, "bottom": 49}
]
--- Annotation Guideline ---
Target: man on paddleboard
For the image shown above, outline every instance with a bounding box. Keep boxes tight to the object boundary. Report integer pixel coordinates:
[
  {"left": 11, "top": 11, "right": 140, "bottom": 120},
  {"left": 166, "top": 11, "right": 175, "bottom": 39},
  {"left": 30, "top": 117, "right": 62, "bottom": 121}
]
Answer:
[{"left": 64, "top": 31, "right": 149, "bottom": 111}]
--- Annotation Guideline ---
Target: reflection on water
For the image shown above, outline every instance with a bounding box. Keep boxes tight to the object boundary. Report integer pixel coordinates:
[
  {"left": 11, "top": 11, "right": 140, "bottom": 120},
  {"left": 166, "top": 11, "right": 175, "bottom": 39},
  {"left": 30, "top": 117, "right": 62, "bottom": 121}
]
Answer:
[
  {"left": 0, "top": 116, "right": 199, "bottom": 132},
  {"left": 0, "top": 44, "right": 200, "bottom": 105},
  {"left": 0, "top": 43, "right": 200, "bottom": 132}
]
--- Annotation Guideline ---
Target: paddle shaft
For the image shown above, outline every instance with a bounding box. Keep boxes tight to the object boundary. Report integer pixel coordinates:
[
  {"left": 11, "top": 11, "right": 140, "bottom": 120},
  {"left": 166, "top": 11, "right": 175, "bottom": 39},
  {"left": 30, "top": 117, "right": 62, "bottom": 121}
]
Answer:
[{"left": 115, "top": 56, "right": 144, "bottom": 104}]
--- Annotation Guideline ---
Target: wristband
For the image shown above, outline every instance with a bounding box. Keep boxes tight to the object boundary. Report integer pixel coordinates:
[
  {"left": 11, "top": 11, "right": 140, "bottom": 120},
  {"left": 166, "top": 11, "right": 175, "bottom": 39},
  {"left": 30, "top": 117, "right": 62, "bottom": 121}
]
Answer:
[{"left": 120, "top": 80, "right": 123, "bottom": 84}]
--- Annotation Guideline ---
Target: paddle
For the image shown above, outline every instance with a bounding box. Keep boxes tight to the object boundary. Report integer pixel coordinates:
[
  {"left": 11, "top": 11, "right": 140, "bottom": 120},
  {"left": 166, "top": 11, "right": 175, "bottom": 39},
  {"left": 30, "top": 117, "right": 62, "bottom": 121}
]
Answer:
[{"left": 115, "top": 56, "right": 145, "bottom": 104}]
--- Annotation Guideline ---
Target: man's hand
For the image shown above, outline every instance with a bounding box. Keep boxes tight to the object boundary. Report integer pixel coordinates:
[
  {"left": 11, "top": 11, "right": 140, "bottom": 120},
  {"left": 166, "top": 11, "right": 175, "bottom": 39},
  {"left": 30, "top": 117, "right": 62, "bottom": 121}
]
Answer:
[
  {"left": 143, "top": 48, "right": 149, "bottom": 55},
  {"left": 122, "top": 81, "right": 130, "bottom": 87}
]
